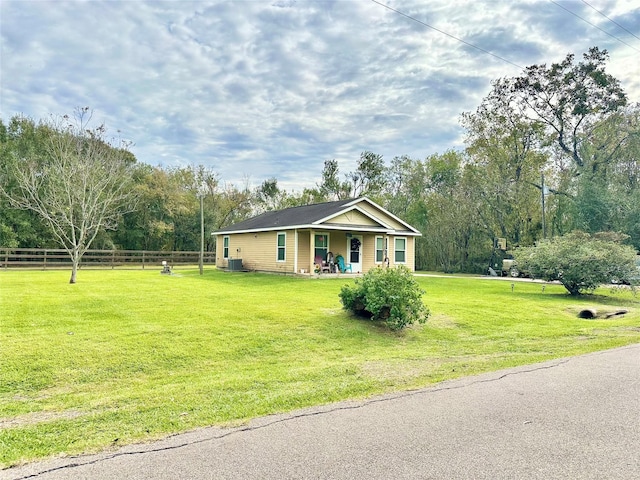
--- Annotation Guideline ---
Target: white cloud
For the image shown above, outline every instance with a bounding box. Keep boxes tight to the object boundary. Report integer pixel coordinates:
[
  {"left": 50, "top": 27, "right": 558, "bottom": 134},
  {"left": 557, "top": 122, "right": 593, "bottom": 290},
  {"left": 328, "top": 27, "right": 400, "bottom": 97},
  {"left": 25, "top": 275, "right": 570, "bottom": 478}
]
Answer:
[{"left": 1, "top": 0, "right": 638, "bottom": 191}]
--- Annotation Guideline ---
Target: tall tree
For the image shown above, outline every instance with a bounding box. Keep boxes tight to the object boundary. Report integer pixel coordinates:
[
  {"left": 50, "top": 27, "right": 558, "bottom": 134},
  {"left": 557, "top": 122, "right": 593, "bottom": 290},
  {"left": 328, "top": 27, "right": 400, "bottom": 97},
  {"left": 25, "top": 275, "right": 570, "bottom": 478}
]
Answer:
[
  {"left": 569, "top": 105, "right": 640, "bottom": 247},
  {"left": 464, "top": 47, "right": 630, "bottom": 244},
  {"left": 381, "top": 155, "right": 430, "bottom": 268},
  {"left": 384, "top": 155, "right": 422, "bottom": 217},
  {"left": 254, "top": 177, "right": 300, "bottom": 213},
  {"left": 0, "top": 116, "right": 57, "bottom": 248},
  {"left": 511, "top": 47, "right": 627, "bottom": 172},
  {"left": 209, "top": 180, "right": 254, "bottom": 231},
  {"left": 462, "top": 82, "right": 548, "bottom": 247},
  {"left": 0, "top": 110, "right": 137, "bottom": 283},
  {"left": 421, "top": 152, "right": 480, "bottom": 272},
  {"left": 114, "top": 164, "right": 223, "bottom": 252},
  {"left": 348, "top": 151, "right": 387, "bottom": 199},
  {"left": 317, "top": 159, "right": 351, "bottom": 201}
]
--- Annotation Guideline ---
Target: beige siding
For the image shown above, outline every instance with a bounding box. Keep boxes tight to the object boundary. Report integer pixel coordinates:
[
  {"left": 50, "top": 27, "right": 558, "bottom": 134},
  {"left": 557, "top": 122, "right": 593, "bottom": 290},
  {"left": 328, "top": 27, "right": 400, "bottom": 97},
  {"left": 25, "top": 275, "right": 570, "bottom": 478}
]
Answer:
[
  {"left": 356, "top": 203, "right": 407, "bottom": 231},
  {"left": 387, "top": 235, "right": 414, "bottom": 270},
  {"left": 215, "top": 234, "right": 227, "bottom": 268},
  {"left": 325, "top": 210, "right": 380, "bottom": 227},
  {"left": 358, "top": 235, "right": 411, "bottom": 272},
  {"left": 216, "top": 230, "right": 296, "bottom": 273},
  {"left": 328, "top": 231, "right": 347, "bottom": 260},
  {"left": 217, "top": 231, "right": 416, "bottom": 273},
  {"left": 297, "top": 230, "right": 311, "bottom": 273},
  {"left": 360, "top": 234, "right": 376, "bottom": 271},
  {"left": 342, "top": 234, "right": 415, "bottom": 272},
  {"left": 307, "top": 230, "right": 348, "bottom": 266}
]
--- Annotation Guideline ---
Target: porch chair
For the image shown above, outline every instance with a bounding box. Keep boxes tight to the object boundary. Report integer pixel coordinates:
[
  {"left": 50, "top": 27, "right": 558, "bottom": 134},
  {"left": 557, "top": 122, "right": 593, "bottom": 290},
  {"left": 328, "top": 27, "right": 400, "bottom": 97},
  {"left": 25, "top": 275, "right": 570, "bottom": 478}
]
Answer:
[{"left": 336, "top": 255, "right": 352, "bottom": 273}]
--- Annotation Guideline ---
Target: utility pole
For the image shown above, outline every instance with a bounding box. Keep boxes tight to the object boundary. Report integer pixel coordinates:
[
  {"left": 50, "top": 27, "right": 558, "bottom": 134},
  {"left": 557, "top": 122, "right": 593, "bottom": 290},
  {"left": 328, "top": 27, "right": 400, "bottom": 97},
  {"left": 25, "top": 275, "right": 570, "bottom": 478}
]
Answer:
[
  {"left": 541, "top": 172, "right": 546, "bottom": 239},
  {"left": 199, "top": 191, "right": 204, "bottom": 275}
]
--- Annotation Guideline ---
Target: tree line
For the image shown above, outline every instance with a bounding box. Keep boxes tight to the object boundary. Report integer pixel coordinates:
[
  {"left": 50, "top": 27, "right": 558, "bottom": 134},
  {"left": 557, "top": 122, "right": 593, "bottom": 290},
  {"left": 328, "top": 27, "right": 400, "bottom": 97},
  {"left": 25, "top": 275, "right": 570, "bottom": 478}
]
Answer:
[{"left": 1, "top": 47, "right": 639, "bottom": 277}]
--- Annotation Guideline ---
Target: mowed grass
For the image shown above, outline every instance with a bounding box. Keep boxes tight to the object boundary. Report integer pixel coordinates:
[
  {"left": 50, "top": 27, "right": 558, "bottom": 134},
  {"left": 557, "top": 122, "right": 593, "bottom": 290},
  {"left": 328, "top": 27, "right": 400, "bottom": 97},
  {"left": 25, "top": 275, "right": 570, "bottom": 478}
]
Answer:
[{"left": 1, "top": 268, "right": 639, "bottom": 467}]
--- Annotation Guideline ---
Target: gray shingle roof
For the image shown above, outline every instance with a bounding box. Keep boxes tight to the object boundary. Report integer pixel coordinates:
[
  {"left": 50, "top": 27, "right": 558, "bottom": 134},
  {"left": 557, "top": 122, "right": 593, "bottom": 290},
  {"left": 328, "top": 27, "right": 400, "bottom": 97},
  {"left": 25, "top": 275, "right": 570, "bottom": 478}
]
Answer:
[{"left": 214, "top": 198, "right": 356, "bottom": 233}]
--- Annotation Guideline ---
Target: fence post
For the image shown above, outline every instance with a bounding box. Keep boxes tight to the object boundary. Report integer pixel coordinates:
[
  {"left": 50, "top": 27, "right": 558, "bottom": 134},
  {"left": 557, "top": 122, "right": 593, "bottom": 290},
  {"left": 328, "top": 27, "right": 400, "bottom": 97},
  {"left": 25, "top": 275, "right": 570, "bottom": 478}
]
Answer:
[
  {"left": 43, "top": 249, "right": 47, "bottom": 270},
  {"left": 142, "top": 251, "right": 145, "bottom": 270}
]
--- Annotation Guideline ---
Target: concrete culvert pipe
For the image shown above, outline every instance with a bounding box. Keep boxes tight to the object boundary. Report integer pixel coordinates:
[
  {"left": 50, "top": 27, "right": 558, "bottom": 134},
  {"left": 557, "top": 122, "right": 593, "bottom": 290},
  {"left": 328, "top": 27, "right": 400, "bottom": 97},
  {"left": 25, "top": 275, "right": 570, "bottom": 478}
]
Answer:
[{"left": 578, "top": 308, "right": 598, "bottom": 319}]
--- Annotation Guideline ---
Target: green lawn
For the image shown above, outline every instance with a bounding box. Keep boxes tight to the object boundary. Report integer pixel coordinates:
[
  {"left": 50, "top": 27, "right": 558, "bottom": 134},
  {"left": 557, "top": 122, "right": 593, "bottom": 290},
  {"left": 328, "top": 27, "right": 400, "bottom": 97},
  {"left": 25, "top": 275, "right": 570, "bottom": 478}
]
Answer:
[{"left": 1, "top": 268, "right": 639, "bottom": 467}]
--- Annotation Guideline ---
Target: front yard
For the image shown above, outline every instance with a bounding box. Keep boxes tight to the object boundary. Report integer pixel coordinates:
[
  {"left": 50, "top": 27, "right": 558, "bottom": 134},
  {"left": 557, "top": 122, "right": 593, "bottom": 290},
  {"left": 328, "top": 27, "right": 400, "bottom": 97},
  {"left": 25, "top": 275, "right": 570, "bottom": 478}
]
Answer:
[{"left": 1, "top": 268, "right": 639, "bottom": 467}]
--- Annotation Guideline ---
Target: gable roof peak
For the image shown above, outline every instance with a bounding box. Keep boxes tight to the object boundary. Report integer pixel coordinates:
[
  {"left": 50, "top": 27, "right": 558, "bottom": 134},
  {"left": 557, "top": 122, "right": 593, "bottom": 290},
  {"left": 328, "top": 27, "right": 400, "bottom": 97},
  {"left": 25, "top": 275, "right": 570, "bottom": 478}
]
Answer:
[{"left": 212, "top": 196, "right": 420, "bottom": 236}]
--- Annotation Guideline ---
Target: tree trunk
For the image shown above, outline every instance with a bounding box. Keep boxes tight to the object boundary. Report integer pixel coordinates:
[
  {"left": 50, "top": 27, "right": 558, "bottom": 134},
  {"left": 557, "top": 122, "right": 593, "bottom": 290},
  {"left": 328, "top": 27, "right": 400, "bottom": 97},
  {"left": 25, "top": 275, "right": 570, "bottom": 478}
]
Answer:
[
  {"left": 69, "top": 249, "right": 80, "bottom": 284},
  {"left": 69, "top": 261, "right": 78, "bottom": 284},
  {"left": 563, "top": 281, "right": 580, "bottom": 296}
]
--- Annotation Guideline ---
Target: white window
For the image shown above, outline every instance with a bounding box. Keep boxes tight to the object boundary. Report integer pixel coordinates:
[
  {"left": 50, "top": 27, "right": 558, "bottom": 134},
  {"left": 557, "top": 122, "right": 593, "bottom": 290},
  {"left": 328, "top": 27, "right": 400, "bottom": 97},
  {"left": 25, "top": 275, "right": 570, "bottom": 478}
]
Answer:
[
  {"left": 223, "top": 236, "right": 230, "bottom": 259},
  {"left": 394, "top": 237, "right": 406, "bottom": 263},
  {"left": 277, "top": 232, "right": 286, "bottom": 262},
  {"left": 375, "top": 236, "right": 385, "bottom": 263},
  {"left": 314, "top": 233, "right": 329, "bottom": 261}
]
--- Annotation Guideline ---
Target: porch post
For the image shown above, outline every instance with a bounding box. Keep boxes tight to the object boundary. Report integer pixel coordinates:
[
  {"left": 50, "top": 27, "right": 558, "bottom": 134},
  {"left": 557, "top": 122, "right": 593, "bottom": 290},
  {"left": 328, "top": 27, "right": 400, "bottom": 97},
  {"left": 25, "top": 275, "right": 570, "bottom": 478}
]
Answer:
[
  {"left": 310, "top": 230, "right": 315, "bottom": 271},
  {"left": 294, "top": 229, "right": 298, "bottom": 274}
]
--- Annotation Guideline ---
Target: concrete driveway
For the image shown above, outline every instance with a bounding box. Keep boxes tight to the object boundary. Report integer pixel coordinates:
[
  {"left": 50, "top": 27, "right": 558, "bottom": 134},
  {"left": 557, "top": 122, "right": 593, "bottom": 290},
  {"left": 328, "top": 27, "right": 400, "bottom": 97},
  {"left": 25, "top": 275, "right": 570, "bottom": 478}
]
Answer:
[{"left": 3, "top": 344, "right": 640, "bottom": 480}]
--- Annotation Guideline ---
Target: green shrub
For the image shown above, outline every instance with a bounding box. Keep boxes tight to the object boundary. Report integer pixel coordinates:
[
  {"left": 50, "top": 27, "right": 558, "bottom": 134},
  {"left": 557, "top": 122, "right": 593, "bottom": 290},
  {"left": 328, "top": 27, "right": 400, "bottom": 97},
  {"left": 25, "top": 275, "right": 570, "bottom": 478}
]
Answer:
[
  {"left": 515, "top": 231, "right": 638, "bottom": 295},
  {"left": 339, "top": 266, "right": 430, "bottom": 330}
]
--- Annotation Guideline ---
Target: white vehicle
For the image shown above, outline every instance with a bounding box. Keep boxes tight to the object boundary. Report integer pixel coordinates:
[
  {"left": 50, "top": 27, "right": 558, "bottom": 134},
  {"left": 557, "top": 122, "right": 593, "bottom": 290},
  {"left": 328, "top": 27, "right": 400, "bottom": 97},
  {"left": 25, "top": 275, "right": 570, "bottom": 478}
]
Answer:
[{"left": 502, "top": 258, "right": 520, "bottom": 277}]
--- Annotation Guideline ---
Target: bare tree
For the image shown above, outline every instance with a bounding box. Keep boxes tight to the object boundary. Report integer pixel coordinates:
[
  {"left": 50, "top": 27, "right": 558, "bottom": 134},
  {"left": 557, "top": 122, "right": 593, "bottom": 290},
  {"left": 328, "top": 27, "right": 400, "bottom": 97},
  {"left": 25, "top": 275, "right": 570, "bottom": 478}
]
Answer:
[{"left": 0, "top": 109, "right": 137, "bottom": 283}]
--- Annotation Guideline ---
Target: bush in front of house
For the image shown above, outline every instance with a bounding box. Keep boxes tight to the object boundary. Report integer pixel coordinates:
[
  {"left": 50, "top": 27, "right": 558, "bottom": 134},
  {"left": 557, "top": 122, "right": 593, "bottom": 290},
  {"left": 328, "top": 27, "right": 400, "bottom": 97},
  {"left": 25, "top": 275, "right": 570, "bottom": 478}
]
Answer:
[{"left": 339, "top": 266, "right": 430, "bottom": 331}]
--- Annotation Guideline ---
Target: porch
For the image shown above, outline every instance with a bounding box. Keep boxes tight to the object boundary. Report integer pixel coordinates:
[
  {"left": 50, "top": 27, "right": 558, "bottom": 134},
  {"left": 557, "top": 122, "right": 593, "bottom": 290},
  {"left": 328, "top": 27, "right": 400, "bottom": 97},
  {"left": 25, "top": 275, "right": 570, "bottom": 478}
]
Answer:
[{"left": 295, "top": 230, "right": 375, "bottom": 275}]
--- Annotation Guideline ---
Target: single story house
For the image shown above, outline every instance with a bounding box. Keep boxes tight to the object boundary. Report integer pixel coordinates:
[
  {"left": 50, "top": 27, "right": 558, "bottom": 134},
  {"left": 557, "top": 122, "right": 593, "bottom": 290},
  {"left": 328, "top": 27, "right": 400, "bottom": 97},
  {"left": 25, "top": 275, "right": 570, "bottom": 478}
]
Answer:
[{"left": 212, "top": 197, "right": 421, "bottom": 274}]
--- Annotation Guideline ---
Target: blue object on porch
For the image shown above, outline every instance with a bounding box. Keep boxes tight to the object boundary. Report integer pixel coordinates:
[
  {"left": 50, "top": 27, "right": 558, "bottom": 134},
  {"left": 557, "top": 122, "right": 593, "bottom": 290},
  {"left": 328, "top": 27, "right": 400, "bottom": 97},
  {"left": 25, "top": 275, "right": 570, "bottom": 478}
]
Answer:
[{"left": 336, "top": 255, "right": 352, "bottom": 273}]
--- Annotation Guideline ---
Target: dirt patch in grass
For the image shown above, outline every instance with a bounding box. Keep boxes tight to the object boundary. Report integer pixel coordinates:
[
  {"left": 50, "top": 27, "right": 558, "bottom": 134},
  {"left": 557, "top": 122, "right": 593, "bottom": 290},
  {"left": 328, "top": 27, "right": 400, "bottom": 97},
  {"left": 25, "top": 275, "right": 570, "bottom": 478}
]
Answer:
[
  {"left": 428, "top": 313, "right": 459, "bottom": 329},
  {"left": 592, "top": 326, "right": 640, "bottom": 334},
  {"left": 0, "top": 410, "right": 86, "bottom": 429}
]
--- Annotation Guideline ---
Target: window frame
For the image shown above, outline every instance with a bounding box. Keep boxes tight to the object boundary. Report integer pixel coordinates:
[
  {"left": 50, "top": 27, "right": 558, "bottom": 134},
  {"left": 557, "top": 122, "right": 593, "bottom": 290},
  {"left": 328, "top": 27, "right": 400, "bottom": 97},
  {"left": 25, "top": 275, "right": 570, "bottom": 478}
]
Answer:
[
  {"left": 276, "top": 232, "right": 286, "bottom": 262},
  {"left": 223, "top": 236, "right": 230, "bottom": 259},
  {"left": 375, "top": 236, "right": 385, "bottom": 264},
  {"left": 394, "top": 237, "right": 407, "bottom": 264},
  {"left": 314, "top": 233, "right": 329, "bottom": 261}
]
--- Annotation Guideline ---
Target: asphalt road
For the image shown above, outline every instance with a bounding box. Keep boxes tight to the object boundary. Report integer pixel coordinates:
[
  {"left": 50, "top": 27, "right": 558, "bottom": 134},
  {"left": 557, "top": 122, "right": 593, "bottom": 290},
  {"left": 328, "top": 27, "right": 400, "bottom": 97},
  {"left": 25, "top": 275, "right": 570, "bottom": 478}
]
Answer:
[{"left": 4, "top": 344, "right": 640, "bottom": 480}]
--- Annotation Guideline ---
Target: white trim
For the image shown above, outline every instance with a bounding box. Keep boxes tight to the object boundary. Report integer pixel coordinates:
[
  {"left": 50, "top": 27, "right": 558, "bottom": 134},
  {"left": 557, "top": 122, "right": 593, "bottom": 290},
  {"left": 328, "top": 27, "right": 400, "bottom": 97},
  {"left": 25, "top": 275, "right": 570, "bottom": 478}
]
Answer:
[
  {"left": 347, "top": 234, "right": 363, "bottom": 273},
  {"left": 394, "top": 237, "right": 407, "bottom": 264},
  {"left": 375, "top": 235, "right": 385, "bottom": 264},
  {"left": 349, "top": 197, "right": 422, "bottom": 235},
  {"left": 213, "top": 197, "right": 422, "bottom": 237},
  {"left": 222, "top": 235, "right": 230, "bottom": 259},
  {"left": 313, "top": 232, "right": 330, "bottom": 261},
  {"left": 215, "top": 224, "right": 420, "bottom": 236},
  {"left": 313, "top": 205, "right": 394, "bottom": 230},
  {"left": 276, "top": 232, "right": 286, "bottom": 262}
]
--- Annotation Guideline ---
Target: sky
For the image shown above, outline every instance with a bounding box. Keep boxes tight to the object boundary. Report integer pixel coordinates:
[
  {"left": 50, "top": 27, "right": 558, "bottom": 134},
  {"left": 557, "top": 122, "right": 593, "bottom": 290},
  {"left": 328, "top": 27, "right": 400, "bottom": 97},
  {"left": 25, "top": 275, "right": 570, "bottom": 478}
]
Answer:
[{"left": 1, "top": 1, "right": 639, "bottom": 191}]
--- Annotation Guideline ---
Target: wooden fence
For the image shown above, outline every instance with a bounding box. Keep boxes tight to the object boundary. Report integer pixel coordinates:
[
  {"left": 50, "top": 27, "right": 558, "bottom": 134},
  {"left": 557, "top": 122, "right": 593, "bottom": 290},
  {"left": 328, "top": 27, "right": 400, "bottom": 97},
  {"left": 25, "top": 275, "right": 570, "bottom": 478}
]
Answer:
[{"left": 0, "top": 248, "right": 216, "bottom": 269}]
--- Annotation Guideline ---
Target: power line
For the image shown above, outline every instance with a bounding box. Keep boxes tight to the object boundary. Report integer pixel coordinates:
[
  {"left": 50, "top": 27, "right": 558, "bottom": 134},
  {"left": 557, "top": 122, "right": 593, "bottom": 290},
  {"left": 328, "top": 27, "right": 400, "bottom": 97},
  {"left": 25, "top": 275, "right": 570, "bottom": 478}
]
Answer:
[
  {"left": 369, "top": 0, "right": 524, "bottom": 70},
  {"left": 580, "top": 0, "right": 640, "bottom": 43},
  {"left": 550, "top": 0, "right": 640, "bottom": 53}
]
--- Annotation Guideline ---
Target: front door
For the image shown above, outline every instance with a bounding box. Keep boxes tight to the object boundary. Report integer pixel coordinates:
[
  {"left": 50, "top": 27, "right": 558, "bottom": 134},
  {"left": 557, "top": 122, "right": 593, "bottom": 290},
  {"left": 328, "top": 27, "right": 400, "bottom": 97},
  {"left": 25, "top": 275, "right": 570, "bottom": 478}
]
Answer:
[{"left": 348, "top": 235, "right": 363, "bottom": 273}]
